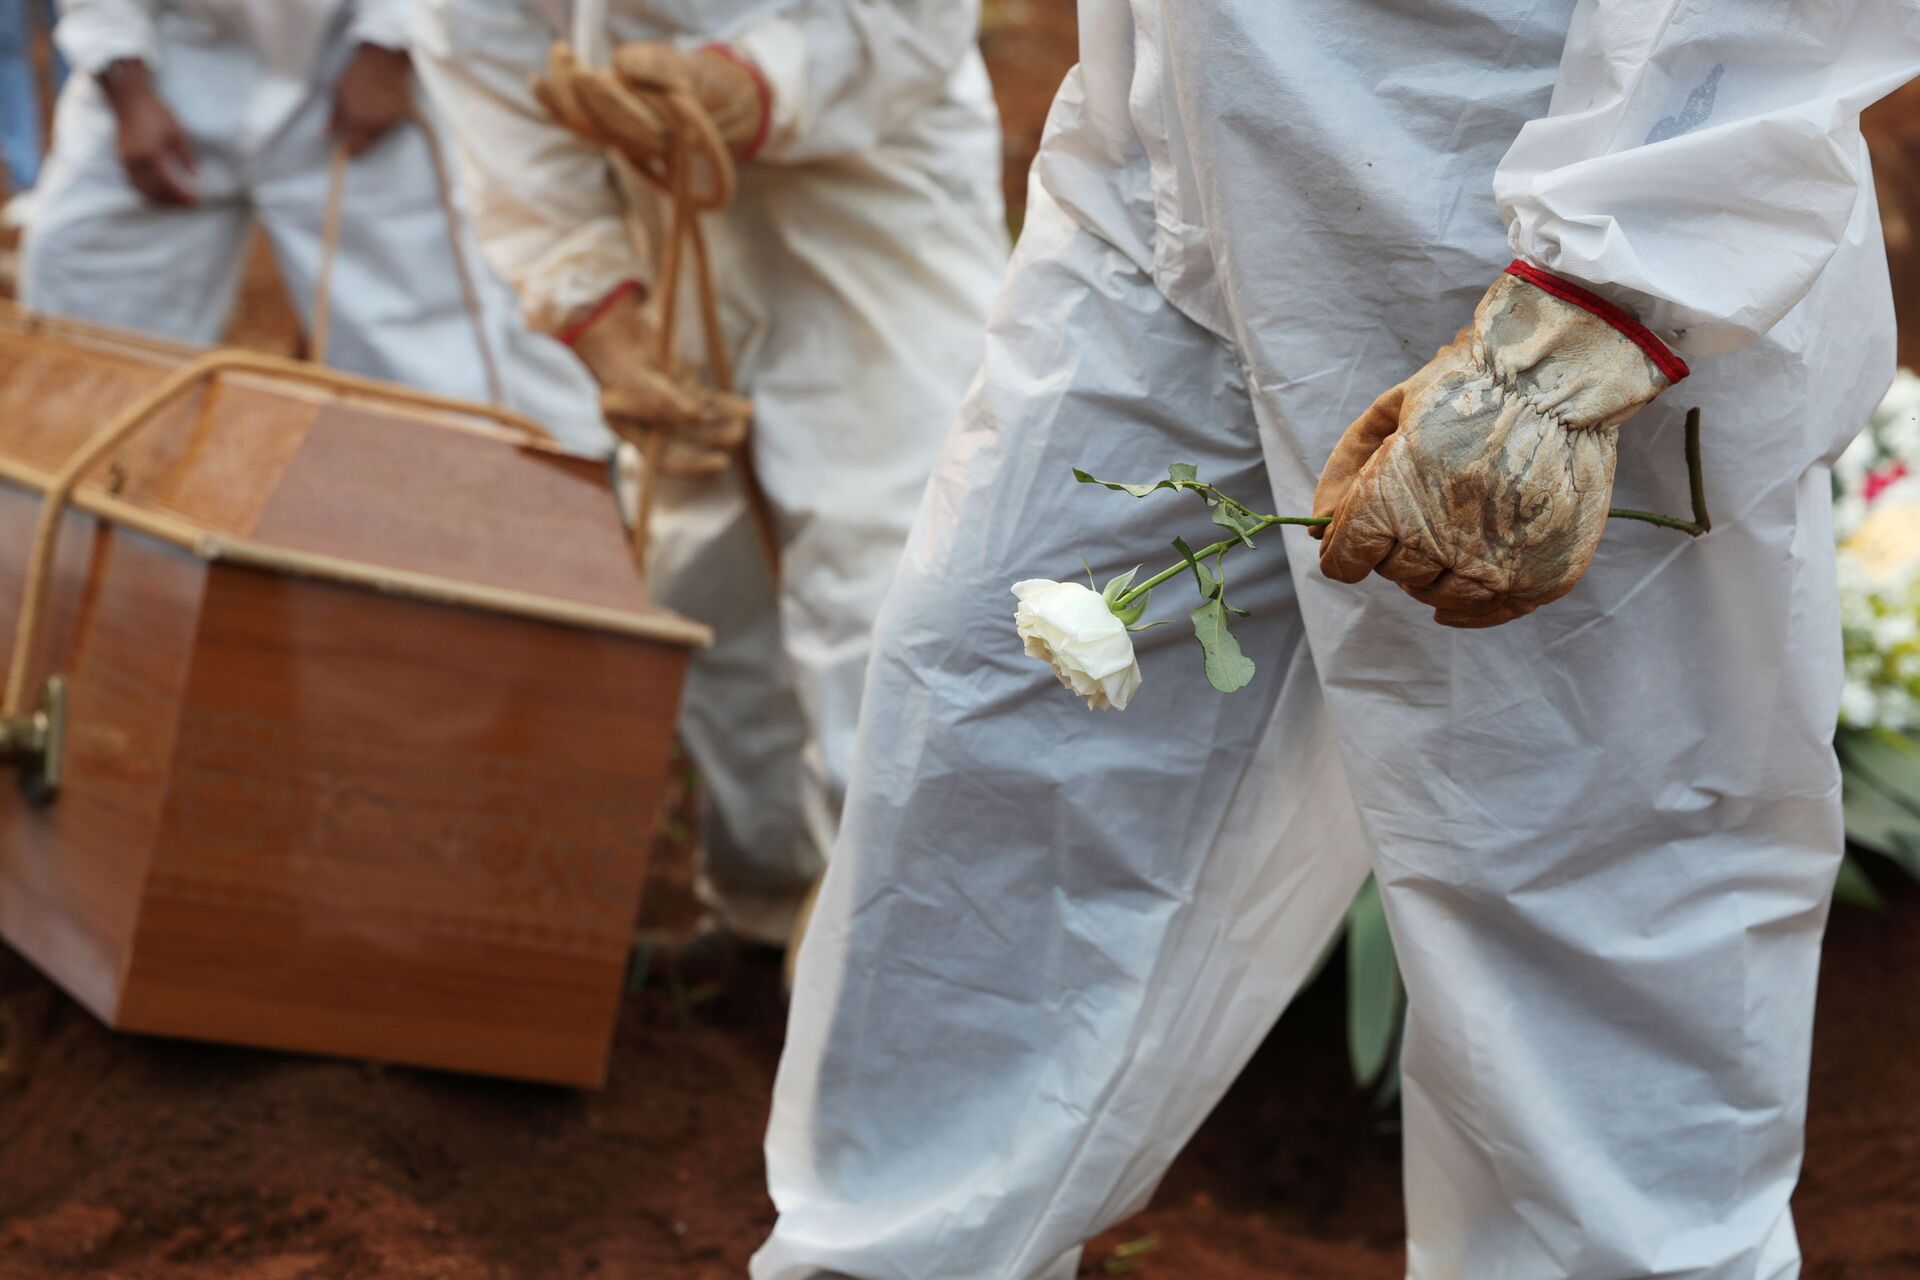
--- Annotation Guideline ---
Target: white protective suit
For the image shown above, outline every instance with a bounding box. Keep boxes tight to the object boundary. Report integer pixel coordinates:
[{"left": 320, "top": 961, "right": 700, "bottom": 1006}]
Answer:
[
  {"left": 409, "top": 0, "right": 1008, "bottom": 942},
  {"left": 760, "top": 4, "right": 1920, "bottom": 1278},
  {"left": 23, "top": 0, "right": 609, "bottom": 454}
]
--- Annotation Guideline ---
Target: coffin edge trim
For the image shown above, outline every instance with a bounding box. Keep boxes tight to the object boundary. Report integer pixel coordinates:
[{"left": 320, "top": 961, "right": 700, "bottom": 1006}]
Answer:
[{"left": 0, "top": 463, "right": 714, "bottom": 649}]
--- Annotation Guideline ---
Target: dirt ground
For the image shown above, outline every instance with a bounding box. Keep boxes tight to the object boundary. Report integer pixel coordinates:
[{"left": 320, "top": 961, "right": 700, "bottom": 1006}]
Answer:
[
  {"left": 4, "top": 8, "right": 1920, "bottom": 1279},
  {"left": 1, "top": 859, "right": 1916, "bottom": 1280}
]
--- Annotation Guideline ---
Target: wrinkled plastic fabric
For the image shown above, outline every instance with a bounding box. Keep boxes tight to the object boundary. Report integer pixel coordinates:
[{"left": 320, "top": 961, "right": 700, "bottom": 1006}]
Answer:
[
  {"left": 412, "top": 0, "right": 1010, "bottom": 941},
  {"left": 54, "top": 0, "right": 408, "bottom": 87},
  {"left": 24, "top": 0, "right": 609, "bottom": 453},
  {"left": 758, "top": 3, "right": 1920, "bottom": 1277}
]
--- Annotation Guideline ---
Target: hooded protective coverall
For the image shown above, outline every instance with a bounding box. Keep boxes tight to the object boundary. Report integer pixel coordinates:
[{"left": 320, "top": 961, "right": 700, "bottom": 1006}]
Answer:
[
  {"left": 409, "top": 0, "right": 1008, "bottom": 942},
  {"left": 22, "top": 0, "right": 608, "bottom": 453},
  {"left": 758, "top": 4, "right": 1920, "bottom": 1278}
]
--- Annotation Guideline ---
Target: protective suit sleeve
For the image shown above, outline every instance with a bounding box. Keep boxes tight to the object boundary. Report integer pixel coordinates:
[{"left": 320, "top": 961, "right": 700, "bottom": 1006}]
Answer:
[
  {"left": 349, "top": 0, "right": 412, "bottom": 52},
  {"left": 408, "top": 2, "right": 647, "bottom": 332},
  {"left": 1494, "top": 2, "right": 1920, "bottom": 358},
  {"left": 726, "top": 0, "right": 980, "bottom": 162},
  {"left": 54, "top": 0, "right": 162, "bottom": 74}
]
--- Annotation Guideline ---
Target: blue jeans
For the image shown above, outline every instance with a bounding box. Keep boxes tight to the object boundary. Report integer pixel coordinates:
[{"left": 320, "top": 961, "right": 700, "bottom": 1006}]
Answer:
[{"left": 0, "top": 0, "right": 64, "bottom": 192}]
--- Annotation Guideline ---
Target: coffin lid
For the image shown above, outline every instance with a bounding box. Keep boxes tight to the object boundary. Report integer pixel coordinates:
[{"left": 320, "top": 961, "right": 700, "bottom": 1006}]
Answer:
[{"left": 0, "top": 304, "right": 710, "bottom": 649}]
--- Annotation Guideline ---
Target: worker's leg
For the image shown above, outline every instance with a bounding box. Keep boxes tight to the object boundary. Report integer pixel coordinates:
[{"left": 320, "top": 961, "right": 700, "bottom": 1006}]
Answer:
[
  {"left": 1280, "top": 203, "right": 1894, "bottom": 1278},
  {"left": 683, "top": 98, "right": 1009, "bottom": 944},
  {"left": 251, "top": 39, "right": 609, "bottom": 454},
  {"left": 643, "top": 464, "right": 820, "bottom": 947},
  {"left": 20, "top": 78, "right": 248, "bottom": 341},
  {"left": 754, "top": 189, "right": 1372, "bottom": 1280}
]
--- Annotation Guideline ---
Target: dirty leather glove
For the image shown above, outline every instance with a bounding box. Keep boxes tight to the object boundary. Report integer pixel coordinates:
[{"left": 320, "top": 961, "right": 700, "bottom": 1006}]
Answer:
[
  {"left": 612, "top": 43, "right": 770, "bottom": 160},
  {"left": 1313, "top": 263, "right": 1689, "bottom": 628},
  {"left": 534, "top": 42, "right": 771, "bottom": 166},
  {"left": 559, "top": 283, "right": 751, "bottom": 477}
]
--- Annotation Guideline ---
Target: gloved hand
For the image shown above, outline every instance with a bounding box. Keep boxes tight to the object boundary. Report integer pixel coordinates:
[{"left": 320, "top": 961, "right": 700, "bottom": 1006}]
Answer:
[
  {"left": 559, "top": 282, "right": 750, "bottom": 477},
  {"left": 533, "top": 42, "right": 770, "bottom": 167},
  {"left": 1312, "top": 263, "right": 1688, "bottom": 627},
  {"left": 613, "top": 44, "right": 770, "bottom": 160}
]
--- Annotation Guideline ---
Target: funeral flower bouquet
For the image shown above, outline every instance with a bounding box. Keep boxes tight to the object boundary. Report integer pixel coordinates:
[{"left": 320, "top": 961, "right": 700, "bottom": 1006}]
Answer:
[
  {"left": 1836, "top": 370, "right": 1920, "bottom": 731},
  {"left": 1833, "top": 371, "right": 1920, "bottom": 892}
]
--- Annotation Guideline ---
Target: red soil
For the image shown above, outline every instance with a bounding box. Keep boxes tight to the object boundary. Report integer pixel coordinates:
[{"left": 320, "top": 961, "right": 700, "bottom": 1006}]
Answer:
[{"left": 1, "top": 874, "right": 1915, "bottom": 1280}]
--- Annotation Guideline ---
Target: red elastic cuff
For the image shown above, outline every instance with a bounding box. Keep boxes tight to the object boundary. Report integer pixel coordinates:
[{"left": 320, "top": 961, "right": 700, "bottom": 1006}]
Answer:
[
  {"left": 557, "top": 279, "right": 642, "bottom": 348},
  {"left": 1505, "top": 260, "right": 1690, "bottom": 386},
  {"left": 703, "top": 43, "right": 774, "bottom": 162}
]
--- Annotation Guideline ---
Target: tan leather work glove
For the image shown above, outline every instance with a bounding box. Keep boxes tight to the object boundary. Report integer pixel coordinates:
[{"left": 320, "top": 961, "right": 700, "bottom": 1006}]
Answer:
[
  {"left": 559, "top": 283, "right": 751, "bottom": 477},
  {"left": 1312, "top": 263, "right": 1689, "bottom": 628},
  {"left": 611, "top": 43, "right": 771, "bottom": 160}
]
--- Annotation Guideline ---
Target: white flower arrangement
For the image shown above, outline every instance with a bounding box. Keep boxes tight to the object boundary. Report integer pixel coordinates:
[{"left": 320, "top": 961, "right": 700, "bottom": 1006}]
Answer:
[{"left": 1835, "top": 371, "right": 1920, "bottom": 732}]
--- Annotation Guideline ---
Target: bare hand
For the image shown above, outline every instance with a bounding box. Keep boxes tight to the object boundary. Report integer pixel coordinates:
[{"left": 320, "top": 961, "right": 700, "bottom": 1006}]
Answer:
[
  {"left": 99, "top": 60, "right": 197, "bottom": 206},
  {"left": 330, "top": 44, "right": 413, "bottom": 157}
]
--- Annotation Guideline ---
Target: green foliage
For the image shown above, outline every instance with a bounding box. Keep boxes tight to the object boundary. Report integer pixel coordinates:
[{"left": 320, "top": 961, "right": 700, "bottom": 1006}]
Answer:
[
  {"left": 1838, "top": 727, "right": 1920, "bottom": 881},
  {"left": 1345, "top": 877, "right": 1404, "bottom": 1090},
  {"left": 1833, "top": 857, "right": 1884, "bottom": 909}
]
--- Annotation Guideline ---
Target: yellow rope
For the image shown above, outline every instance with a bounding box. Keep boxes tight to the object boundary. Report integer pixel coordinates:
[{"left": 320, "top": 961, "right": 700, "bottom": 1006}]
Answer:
[
  {"left": 2, "top": 349, "right": 555, "bottom": 718},
  {"left": 312, "top": 108, "right": 507, "bottom": 406},
  {"left": 533, "top": 43, "right": 780, "bottom": 580}
]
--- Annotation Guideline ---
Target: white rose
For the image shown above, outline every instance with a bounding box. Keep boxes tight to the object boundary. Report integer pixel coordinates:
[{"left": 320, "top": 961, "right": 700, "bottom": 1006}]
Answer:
[{"left": 1013, "top": 578, "right": 1143, "bottom": 711}]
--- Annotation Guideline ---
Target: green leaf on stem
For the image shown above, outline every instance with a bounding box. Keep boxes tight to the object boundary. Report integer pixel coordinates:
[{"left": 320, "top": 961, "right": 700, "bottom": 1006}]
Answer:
[
  {"left": 1171, "top": 536, "right": 1208, "bottom": 597},
  {"left": 1345, "top": 876, "right": 1405, "bottom": 1086},
  {"left": 1074, "top": 463, "right": 1206, "bottom": 499},
  {"left": 1210, "top": 498, "right": 1266, "bottom": 547},
  {"left": 1191, "top": 597, "right": 1255, "bottom": 693}
]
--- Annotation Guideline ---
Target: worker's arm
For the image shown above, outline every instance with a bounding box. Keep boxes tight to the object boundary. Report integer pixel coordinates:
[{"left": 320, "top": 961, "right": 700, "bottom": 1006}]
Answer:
[
  {"left": 333, "top": 2, "right": 413, "bottom": 157},
  {"left": 349, "top": 0, "right": 411, "bottom": 54},
  {"left": 408, "top": 1, "right": 645, "bottom": 333},
  {"left": 53, "top": 0, "right": 160, "bottom": 74},
  {"left": 724, "top": 0, "right": 982, "bottom": 163},
  {"left": 56, "top": 0, "right": 200, "bottom": 205},
  {"left": 1494, "top": 1, "right": 1920, "bottom": 358}
]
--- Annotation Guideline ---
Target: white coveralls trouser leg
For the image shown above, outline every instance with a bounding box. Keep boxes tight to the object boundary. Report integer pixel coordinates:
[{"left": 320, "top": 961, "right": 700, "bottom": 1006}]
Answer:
[
  {"left": 759, "top": 192, "right": 1378, "bottom": 1280},
  {"left": 22, "top": 21, "right": 608, "bottom": 453}
]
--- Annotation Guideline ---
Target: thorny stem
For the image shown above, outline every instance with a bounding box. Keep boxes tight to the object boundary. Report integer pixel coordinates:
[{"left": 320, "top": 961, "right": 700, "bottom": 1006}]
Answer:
[{"left": 1113, "top": 407, "right": 1712, "bottom": 610}]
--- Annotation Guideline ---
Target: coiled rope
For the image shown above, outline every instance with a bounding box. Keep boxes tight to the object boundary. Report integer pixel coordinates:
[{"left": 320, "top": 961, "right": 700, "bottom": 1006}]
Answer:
[{"left": 534, "top": 43, "right": 780, "bottom": 578}]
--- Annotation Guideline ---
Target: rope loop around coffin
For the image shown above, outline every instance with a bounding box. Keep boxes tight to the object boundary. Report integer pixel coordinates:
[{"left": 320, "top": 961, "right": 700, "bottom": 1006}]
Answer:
[{"left": 0, "top": 350, "right": 559, "bottom": 719}]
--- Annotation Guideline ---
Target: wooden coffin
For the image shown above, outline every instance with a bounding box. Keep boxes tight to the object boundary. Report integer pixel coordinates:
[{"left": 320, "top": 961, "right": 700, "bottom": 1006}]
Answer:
[{"left": 0, "top": 303, "right": 708, "bottom": 1086}]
